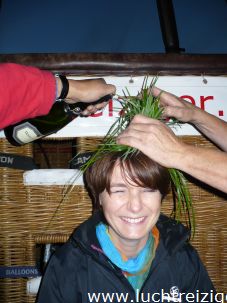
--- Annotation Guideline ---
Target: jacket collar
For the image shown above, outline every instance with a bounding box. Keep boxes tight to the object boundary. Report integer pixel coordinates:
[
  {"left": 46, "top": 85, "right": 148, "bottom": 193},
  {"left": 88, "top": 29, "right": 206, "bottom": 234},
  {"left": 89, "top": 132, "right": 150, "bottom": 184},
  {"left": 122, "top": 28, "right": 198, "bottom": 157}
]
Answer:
[{"left": 70, "top": 211, "right": 190, "bottom": 259}]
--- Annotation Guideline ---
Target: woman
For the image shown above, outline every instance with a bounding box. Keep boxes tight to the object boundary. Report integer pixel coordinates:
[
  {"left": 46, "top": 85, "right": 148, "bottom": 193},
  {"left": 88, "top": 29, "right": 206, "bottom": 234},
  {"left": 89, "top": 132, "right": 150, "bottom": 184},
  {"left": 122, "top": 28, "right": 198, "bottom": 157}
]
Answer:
[{"left": 36, "top": 151, "right": 217, "bottom": 303}]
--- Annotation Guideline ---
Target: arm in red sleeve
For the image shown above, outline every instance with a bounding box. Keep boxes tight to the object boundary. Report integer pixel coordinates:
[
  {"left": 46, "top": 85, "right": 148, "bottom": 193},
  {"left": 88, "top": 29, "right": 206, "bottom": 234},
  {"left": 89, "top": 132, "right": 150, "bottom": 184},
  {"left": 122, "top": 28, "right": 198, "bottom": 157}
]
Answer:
[{"left": 0, "top": 63, "right": 56, "bottom": 129}]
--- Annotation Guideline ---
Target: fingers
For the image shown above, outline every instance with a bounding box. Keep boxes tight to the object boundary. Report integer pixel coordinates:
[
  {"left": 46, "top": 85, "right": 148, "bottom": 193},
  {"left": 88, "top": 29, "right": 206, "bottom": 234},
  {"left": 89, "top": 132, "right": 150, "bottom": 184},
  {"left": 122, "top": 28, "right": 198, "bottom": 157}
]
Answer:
[
  {"left": 68, "top": 78, "right": 116, "bottom": 103},
  {"left": 151, "top": 86, "right": 162, "bottom": 97},
  {"left": 87, "top": 79, "right": 116, "bottom": 100},
  {"left": 106, "top": 84, "right": 116, "bottom": 95},
  {"left": 117, "top": 118, "right": 163, "bottom": 144},
  {"left": 162, "top": 105, "right": 181, "bottom": 119},
  {"left": 152, "top": 86, "right": 183, "bottom": 107},
  {"left": 118, "top": 115, "right": 174, "bottom": 142},
  {"left": 87, "top": 78, "right": 116, "bottom": 96},
  {"left": 81, "top": 101, "right": 107, "bottom": 116},
  {"left": 130, "top": 114, "right": 163, "bottom": 126},
  {"left": 151, "top": 86, "right": 196, "bottom": 122},
  {"left": 117, "top": 133, "right": 142, "bottom": 150},
  {"left": 117, "top": 122, "right": 150, "bottom": 150},
  {"left": 81, "top": 105, "right": 97, "bottom": 116}
]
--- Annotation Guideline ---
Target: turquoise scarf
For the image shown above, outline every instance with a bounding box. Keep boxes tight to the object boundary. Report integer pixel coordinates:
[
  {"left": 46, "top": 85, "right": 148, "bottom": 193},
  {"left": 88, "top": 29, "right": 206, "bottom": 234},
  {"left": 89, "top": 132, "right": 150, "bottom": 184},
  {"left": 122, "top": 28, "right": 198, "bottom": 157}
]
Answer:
[{"left": 96, "top": 223, "right": 154, "bottom": 290}]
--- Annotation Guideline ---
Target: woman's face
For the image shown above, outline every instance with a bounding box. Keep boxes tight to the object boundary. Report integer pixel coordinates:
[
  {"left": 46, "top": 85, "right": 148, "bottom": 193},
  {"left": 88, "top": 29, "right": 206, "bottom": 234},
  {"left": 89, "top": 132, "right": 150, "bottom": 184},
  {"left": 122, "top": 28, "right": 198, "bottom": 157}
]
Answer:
[{"left": 99, "top": 163, "right": 162, "bottom": 250}]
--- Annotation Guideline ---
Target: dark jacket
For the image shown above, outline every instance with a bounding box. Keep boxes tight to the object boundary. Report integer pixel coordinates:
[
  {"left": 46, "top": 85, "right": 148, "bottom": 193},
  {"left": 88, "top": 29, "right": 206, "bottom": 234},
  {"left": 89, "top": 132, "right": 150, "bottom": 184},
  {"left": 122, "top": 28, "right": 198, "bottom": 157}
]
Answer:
[{"left": 36, "top": 212, "right": 216, "bottom": 303}]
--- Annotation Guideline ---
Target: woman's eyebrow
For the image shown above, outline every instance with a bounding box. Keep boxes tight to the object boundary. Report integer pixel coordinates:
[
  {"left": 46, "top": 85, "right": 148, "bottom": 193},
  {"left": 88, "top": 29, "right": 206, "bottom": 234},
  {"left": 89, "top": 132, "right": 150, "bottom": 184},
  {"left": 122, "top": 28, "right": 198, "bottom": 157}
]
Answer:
[{"left": 110, "top": 183, "right": 127, "bottom": 187}]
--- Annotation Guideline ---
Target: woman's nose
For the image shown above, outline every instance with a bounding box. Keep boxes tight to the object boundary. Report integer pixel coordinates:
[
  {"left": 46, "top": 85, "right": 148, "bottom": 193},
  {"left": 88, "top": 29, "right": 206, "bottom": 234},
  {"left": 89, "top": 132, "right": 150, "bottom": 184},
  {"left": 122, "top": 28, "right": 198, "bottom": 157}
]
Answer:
[{"left": 127, "top": 192, "right": 143, "bottom": 213}]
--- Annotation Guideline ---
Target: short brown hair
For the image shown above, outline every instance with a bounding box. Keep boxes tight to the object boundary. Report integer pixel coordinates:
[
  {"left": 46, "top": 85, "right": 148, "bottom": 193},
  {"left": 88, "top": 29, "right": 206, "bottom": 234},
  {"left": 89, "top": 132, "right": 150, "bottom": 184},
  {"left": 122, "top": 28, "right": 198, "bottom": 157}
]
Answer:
[{"left": 85, "top": 151, "right": 170, "bottom": 210}]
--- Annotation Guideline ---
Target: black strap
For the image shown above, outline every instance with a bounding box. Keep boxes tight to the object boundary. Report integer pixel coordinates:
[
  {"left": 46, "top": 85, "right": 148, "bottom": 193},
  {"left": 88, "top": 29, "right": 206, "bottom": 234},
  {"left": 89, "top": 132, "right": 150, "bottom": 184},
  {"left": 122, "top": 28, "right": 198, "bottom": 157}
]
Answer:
[
  {"left": 0, "top": 153, "right": 38, "bottom": 170},
  {"left": 58, "top": 74, "right": 69, "bottom": 100},
  {"left": 69, "top": 152, "right": 93, "bottom": 169}
]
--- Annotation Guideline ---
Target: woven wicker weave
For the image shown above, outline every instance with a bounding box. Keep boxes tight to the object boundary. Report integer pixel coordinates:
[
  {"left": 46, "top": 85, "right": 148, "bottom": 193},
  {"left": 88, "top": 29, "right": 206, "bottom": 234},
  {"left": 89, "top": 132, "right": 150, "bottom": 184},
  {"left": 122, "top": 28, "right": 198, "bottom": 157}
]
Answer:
[
  {"left": 33, "top": 138, "right": 76, "bottom": 169},
  {"left": 0, "top": 139, "right": 33, "bottom": 303},
  {"left": 0, "top": 135, "right": 226, "bottom": 303}
]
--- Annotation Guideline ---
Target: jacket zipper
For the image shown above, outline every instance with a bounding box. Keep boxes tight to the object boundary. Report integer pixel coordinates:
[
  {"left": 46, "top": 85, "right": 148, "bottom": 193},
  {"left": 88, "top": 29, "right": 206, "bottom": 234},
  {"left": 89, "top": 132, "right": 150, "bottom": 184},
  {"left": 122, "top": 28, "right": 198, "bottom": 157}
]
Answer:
[{"left": 72, "top": 238, "right": 136, "bottom": 294}]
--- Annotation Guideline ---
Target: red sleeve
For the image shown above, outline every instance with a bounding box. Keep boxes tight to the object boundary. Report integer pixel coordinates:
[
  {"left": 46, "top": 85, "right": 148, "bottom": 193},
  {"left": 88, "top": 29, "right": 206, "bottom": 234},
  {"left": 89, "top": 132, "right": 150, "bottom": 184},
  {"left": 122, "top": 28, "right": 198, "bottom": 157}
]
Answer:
[{"left": 0, "top": 63, "right": 56, "bottom": 129}]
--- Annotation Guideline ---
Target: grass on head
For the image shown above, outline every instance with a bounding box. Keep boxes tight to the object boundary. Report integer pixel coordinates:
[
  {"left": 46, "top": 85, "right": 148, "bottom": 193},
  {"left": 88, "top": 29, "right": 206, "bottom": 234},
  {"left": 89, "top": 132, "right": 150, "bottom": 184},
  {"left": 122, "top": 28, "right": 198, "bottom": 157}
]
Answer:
[
  {"left": 78, "top": 76, "right": 195, "bottom": 236},
  {"left": 51, "top": 76, "right": 195, "bottom": 237}
]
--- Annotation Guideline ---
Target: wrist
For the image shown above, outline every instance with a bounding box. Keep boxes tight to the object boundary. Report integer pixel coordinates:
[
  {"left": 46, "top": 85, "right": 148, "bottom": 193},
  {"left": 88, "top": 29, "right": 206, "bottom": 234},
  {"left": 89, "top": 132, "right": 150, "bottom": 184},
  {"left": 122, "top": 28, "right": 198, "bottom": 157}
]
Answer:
[
  {"left": 55, "top": 74, "right": 69, "bottom": 101},
  {"left": 177, "top": 143, "right": 199, "bottom": 173},
  {"left": 55, "top": 77, "right": 62, "bottom": 100},
  {"left": 169, "top": 142, "right": 189, "bottom": 170},
  {"left": 66, "top": 79, "right": 78, "bottom": 101}
]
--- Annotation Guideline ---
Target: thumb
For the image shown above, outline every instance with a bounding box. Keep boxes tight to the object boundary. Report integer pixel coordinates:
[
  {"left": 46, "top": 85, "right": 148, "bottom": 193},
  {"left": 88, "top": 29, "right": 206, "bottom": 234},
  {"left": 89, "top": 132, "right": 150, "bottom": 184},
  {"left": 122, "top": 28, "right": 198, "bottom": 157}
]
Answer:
[
  {"left": 151, "top": 86, "right": 162, "bottom": 97},
  {"left": 106, "top": 84, "right": 116, "bottom": 95}
]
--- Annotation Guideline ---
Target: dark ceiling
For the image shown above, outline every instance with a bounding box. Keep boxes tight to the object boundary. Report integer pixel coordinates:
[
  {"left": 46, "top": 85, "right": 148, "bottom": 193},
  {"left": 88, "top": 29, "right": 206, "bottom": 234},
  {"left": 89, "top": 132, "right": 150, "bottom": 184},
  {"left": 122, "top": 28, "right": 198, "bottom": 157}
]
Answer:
[{"left": 0, "top": 0, "right": 226, "bottom": 54}]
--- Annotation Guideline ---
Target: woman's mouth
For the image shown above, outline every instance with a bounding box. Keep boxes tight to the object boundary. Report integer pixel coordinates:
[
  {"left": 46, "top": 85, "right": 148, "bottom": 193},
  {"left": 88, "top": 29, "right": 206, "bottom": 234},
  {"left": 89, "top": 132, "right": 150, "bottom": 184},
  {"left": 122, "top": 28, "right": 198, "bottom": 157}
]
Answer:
[{"left": 121, "top": 216, "right": 145, "bottom": 224}]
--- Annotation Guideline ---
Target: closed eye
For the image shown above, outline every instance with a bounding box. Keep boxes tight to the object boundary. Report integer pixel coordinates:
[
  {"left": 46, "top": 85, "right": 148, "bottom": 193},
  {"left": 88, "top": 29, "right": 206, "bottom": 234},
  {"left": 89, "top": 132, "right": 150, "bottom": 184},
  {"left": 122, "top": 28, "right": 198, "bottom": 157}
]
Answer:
[
  {"left": 143, "top": 188, "right": 156, "bottom": 192},
  {"left": 110, "top": 186, "right": 126, "bottom": 194},
  {"left": 110, "top": 190, "right": 125, "bottom": 193}
]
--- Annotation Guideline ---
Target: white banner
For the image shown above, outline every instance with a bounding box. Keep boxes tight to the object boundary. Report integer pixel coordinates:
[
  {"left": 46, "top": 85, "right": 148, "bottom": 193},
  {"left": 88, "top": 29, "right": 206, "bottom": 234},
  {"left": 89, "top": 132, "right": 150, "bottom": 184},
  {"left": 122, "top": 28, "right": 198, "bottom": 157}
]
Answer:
[{"left": 1, "top": 75, "right": 227, "bottom": 138}]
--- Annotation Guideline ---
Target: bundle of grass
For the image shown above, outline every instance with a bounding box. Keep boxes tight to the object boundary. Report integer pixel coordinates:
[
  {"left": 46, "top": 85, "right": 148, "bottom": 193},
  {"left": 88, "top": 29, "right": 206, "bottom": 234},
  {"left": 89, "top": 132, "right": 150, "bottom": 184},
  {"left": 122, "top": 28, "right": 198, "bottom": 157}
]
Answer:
[
  {"left": 78, "top": 77, "right": 195, "bottom": 235},
  {"left": 50, "top": 77, "right": 195, "bottom": 236}
]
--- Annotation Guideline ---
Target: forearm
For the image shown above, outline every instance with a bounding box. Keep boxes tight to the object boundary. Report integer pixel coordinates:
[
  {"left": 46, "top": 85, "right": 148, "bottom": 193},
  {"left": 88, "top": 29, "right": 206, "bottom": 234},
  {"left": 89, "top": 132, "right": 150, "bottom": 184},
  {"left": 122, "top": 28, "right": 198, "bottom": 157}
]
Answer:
[
  {"left": 0, "top": 63, "right": 55, "bottom": 129},
  {"left": 0, "top": 63, "right": 115, "bottom": 130},
  {"left": 174, "top": 144, "right": 227, "bottom": 193},
  {"left": 191, "top": 108, "right": 227, "bottom": 151}
]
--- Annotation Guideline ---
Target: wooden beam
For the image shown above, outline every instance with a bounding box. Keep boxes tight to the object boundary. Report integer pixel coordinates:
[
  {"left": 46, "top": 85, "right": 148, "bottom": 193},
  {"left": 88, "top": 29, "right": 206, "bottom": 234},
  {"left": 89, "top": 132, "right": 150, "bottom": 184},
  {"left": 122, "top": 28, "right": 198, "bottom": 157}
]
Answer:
[{"left": 0, "top": 53, "right": 227, "bottom": 76}]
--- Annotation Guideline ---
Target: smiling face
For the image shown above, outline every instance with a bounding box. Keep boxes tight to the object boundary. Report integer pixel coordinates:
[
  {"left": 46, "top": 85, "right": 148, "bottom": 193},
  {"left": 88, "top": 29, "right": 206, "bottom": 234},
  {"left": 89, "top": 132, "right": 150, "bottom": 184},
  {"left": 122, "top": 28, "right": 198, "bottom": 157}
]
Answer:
[
  {"left": 85, "top": 151, "right": 170, "bottom": 254},
  {"left": 99, "top": 162, "right": 162, "bottom": 252}
]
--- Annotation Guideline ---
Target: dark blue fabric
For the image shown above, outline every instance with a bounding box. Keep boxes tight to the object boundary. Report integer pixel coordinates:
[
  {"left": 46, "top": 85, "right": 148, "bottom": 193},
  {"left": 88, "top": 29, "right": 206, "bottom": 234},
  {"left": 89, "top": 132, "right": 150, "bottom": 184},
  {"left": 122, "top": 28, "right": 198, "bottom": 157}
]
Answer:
[{"left": 36, "top": 212, "right": 217, "bottom": 303}]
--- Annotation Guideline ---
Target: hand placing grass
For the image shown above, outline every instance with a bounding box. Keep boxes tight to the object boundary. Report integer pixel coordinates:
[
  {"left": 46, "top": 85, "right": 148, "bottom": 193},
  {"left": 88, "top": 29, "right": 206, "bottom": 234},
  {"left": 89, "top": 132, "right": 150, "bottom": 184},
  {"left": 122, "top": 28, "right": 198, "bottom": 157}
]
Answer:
[
  {"left": 53, "top": 77, "right": 195, "bottom": 236},
  {"left": 79, "top": 76, "right": 195, "bottom": 236}
]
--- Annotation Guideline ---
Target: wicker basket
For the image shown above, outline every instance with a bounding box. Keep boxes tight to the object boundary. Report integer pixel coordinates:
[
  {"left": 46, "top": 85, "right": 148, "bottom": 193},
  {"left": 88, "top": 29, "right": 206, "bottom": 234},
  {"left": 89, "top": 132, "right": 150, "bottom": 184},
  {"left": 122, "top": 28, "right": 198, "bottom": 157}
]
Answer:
[
  {"left": 33, "top": 138, "right": 76, "bottom": 169},
  {"left": 0, "top": 139, "right": 33, "bottom": 303},
  {"left": 25, "top": 182, "right": 91, "bottom": 234},
  {"left": 22, "top": 169, "right": 92, "bottom": 303},
  {"left": 0, "top": 135, "right": 227, "bottom": 303}
]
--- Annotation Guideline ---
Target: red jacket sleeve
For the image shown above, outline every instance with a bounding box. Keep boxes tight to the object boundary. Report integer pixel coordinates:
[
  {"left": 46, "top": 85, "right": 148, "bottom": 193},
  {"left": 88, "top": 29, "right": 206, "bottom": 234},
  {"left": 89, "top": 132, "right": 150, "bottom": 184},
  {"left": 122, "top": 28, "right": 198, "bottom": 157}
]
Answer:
[{"left": 0, "top": 63, "right": 56, "bottom": 129}]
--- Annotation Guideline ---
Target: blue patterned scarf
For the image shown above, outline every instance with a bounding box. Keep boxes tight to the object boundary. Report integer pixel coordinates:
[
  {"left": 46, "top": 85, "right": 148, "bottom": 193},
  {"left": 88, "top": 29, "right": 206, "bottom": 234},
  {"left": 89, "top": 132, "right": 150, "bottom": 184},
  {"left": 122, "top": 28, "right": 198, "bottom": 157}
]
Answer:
[{"left": 96, "top": 222, "right": 155, "bottom": 290}]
